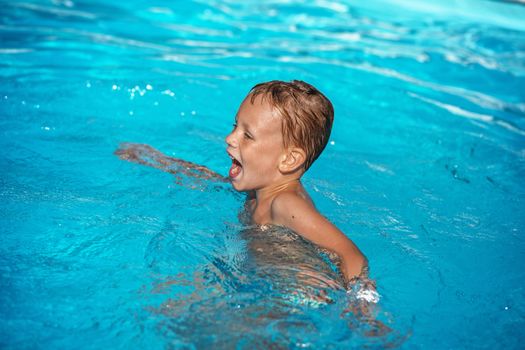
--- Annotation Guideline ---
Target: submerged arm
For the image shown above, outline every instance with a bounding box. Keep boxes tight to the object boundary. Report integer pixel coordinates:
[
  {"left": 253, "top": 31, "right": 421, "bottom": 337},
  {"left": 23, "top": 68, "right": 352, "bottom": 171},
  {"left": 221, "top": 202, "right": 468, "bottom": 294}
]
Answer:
[{"left": 114, "top": 142, "right": 228, "bottom": 182}]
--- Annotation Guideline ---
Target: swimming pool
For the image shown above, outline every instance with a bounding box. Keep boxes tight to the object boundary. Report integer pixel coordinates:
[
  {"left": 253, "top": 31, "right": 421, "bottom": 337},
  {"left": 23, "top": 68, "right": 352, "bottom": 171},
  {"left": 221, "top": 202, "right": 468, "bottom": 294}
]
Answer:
[{"left": 1, "top": 0, "right": 524, "bottom": 348}]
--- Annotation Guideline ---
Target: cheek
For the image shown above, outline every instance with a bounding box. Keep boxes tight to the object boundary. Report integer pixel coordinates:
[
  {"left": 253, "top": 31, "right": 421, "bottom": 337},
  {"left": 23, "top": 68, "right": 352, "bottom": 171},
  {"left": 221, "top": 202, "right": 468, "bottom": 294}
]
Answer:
[
  {"left": 241, "top": 134, "right": 284, "bottom": 168},
  {"left": 251, "top": 144, "right": 281, "bottom": 168}
]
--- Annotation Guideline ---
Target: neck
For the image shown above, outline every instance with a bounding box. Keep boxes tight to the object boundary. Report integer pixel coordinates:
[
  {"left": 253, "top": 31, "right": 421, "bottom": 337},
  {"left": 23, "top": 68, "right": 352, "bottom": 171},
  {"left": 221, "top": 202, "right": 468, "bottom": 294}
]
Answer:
[{"left": 255, "top": 177, "right": 301, "bottom": 203}]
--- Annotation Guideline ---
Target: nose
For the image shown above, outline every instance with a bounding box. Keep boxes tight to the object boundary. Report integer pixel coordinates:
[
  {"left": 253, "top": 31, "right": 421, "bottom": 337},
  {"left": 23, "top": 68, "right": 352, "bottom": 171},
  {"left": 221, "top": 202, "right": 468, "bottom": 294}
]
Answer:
[{"left": 225, "top": 129, "right": 237, "bottom": 148}]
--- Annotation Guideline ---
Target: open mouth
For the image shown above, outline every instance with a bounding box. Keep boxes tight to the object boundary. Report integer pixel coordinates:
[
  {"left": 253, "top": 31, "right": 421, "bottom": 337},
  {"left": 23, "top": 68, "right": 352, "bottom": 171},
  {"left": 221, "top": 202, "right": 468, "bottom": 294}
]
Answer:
[{"left": 228, "top": 153, "right": 242, "bottom": 179}]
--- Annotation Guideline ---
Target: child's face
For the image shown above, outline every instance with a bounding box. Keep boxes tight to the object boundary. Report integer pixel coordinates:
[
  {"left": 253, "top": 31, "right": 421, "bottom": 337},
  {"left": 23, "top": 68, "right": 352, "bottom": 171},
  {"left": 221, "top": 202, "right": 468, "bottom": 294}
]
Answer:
[{"left": 225, "top": 94, "right": 286, "bottom": 192}]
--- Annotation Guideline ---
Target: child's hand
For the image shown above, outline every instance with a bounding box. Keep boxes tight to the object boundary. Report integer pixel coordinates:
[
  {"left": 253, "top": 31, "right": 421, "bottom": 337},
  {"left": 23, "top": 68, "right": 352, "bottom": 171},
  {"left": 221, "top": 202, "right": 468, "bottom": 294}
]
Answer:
[{"left": 342, "top": 277, "right": 401, "bottom": 342}]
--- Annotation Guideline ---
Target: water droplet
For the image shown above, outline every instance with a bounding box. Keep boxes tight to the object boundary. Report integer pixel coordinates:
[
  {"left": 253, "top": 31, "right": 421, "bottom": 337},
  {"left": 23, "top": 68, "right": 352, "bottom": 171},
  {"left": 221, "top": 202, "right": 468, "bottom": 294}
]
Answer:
[
  {"left": 162, "top": 89, "right": 175, "bottom": 97},
  {"left": 86, "top": 81, "right": 91, "bottom": 88},
  {"left": 129, "top": 111, "right": 134, "bottom": 116},
  {"left": 3, "top": 95, "right": 7, "bottom": 99},
  {"left": 112, "top": 84, "right": 118, "bottom": 90},
  {"left": 330, "top": 141, "right": 335, "bottom": 145},
  {"left": 180, "top": 112, "right": 185, "bottom": 116},
  {"left": 191, "top": 110, "right": 196, "bottom": 115},
  {"left": 146, "top": 84, "right": 153, "bottom": 90}
]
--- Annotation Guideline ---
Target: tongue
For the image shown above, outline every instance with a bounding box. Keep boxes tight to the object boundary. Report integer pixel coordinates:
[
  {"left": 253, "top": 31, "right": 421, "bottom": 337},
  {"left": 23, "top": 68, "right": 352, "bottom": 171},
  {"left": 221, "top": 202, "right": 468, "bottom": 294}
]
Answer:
[{"left": 229, "top": 162, "right": 242, "bottom": 178}]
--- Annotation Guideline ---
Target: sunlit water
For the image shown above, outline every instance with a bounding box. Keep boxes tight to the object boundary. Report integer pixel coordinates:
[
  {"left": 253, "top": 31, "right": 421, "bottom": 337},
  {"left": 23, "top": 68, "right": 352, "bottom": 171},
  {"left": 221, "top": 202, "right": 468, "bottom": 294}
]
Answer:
[{"left": 1, "top": 0, "right": 524, "bottom": 348}]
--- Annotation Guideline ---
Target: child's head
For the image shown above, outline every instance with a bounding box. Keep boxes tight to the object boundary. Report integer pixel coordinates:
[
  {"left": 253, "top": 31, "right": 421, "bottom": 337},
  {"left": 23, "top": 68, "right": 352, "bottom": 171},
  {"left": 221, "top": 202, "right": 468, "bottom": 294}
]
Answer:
[
  {"left": 225, "top": 80, "right": 334, "bottom": 192},
  {"left": 248, "top": 80, "right": 334, "bottom": 171}
]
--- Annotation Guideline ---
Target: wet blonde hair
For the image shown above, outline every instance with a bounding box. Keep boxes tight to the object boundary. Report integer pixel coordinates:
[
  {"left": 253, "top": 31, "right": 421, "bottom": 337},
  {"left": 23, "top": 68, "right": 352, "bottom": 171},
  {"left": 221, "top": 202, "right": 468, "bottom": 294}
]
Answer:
[{"left": 249, "top": 80, "right": 334, "bottom": 171}]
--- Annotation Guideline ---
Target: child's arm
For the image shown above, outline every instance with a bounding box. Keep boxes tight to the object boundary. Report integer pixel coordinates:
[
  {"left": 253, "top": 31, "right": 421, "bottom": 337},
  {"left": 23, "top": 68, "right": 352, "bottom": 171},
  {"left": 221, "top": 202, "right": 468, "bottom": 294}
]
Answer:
[
  {"left": 114, "top": 142, "right": 228, "bottom": 182},
  {"left": 271, "top": 193, "right": 367, "bottom": 283}
]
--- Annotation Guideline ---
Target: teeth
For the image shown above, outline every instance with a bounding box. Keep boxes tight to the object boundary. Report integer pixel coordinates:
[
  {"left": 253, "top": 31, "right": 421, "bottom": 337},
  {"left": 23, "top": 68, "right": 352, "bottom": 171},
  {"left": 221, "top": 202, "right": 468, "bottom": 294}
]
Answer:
[{"left": 227, "top": 152, "right": 240, "bottom": 164}]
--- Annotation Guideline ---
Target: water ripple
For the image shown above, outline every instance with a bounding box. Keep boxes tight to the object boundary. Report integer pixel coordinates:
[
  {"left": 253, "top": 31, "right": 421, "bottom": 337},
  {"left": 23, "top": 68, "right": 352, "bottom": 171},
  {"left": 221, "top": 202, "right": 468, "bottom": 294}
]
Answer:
[
  {"left": 408, "top": 92, "right": 525, "bottom": 137},
  {"left": 2, "top": 1, "right": 524, "bottom": 348},
  {"left": 11, "top": 2, "right": 97, "bottom": 19}
]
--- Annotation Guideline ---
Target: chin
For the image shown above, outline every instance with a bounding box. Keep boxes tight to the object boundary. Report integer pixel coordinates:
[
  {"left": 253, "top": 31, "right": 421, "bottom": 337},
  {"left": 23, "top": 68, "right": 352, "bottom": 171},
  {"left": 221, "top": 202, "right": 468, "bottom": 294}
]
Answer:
[
  {"left": 231, "top": 179, "right": 254, "bottom": 193},
  {"left": 230, "top": 179, "right": 243, "bottom": 191}
]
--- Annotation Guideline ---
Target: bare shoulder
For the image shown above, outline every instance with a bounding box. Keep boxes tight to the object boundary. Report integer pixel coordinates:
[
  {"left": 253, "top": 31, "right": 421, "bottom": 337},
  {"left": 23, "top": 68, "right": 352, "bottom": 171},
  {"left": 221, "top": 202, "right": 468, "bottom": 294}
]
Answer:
[
  {"left": 270, "top": 184, "right": 367, "bottom": 282},
  {"left": 270, "top": 190, "right": 319, "bottom": 226}
]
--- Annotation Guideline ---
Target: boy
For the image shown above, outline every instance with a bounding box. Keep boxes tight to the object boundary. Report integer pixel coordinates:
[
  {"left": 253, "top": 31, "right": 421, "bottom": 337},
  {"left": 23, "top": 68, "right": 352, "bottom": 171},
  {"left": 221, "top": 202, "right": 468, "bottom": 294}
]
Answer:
[
  {"left": 116, "top": 80, "right": 368, "bottom": 285},
  {"left": 225, "top": 80, "right": 367, "bottom": 284}
]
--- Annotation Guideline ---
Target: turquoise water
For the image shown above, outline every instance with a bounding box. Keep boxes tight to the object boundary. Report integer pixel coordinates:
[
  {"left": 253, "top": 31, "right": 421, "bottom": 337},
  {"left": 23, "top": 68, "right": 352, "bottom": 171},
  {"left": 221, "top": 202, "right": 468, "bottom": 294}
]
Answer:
[{"left": 2, "top": 0, "right": 525, "bottom": 348}]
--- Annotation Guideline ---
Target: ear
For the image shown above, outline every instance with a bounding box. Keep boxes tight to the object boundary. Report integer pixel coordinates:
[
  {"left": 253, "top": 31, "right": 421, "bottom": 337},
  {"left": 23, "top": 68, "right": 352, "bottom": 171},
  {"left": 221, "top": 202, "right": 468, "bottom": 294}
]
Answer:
[{"left": 279, "top": 147, "right": 306, "bottom": 174}]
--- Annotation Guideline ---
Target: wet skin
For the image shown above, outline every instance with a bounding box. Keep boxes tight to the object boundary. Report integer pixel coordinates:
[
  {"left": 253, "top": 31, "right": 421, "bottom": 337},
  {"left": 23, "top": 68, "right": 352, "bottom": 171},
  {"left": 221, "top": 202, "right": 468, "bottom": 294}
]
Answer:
[{"left": 225, "top": 95, "right": 367, "bottom": 282}]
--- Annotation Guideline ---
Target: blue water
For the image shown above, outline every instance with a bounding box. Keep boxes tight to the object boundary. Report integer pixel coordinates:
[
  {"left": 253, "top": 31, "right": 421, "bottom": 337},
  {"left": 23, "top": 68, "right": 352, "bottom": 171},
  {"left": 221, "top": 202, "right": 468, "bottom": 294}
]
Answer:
[{"left": 1, "top": 0, "right": 525, "bottom": 348}]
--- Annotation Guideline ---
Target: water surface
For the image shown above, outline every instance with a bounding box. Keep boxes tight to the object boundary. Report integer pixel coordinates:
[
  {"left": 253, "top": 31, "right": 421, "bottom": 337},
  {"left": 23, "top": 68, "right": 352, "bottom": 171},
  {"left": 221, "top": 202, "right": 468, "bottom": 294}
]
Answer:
[{"left": 1, "top": 0, "right": 524, "bottom": 348}]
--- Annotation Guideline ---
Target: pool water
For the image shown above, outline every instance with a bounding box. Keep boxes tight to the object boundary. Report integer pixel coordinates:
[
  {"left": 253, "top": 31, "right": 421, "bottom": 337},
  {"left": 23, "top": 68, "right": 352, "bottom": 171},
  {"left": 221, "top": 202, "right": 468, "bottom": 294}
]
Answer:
[{"left": 1, "top": 0, "right": 524, "bottom": 348}]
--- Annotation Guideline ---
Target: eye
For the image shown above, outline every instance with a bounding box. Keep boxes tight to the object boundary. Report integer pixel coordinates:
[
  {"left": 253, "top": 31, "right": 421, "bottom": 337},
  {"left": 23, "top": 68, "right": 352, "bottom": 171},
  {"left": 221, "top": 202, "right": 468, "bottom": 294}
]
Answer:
[{"left": 243, "top": 132, "right": 253, "bottom": 140}]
